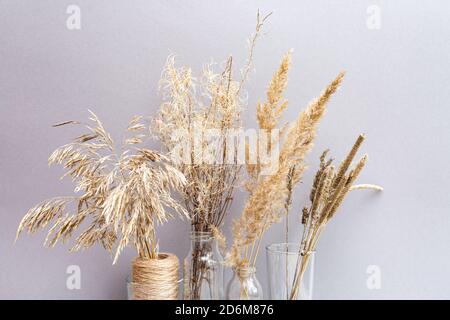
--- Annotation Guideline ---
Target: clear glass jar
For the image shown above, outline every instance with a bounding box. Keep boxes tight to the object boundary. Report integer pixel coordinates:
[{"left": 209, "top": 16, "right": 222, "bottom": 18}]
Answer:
[
  {"left": 183, "top": 231, "right": 224, "bottom": 300},
  {"left": 226, "top": 266, "right": 263, "bottom": 300},
  {"left": 266, "top": 243, "right": 315, "bottom": 300}
]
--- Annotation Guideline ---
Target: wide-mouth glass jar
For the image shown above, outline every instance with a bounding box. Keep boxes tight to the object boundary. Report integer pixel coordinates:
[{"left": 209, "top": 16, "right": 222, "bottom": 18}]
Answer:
[{"left": 266, "top": 243, "right": 315, "bottom": 300}]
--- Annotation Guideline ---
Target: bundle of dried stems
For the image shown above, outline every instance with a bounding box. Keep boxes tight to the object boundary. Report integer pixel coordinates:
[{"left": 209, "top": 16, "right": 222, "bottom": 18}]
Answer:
[
  {"left": 289, "top": 134, "right": 382, "bottom": 299},
  {"left": 153, "top": 11, "right": 271, "bottom": 299},
  {"left": 228, "top": 50, "right": 346, "bottom": 273},
  {"left": 154, "top": 11, "right": 270, "bottom": 234},
  {"left": 16, "top": 111, "right": 187, "bottom": 264}
]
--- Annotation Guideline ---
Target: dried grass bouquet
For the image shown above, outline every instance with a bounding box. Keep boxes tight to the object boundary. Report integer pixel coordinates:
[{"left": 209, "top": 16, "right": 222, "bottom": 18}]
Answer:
[
  {"left": 228, "top": 51, "right": 346, "bottom": 272},
  {"left": 289, "top": 134, "right": 382, "bottom": 299},
  {"left": 16, "top": 111, "right": 187, "bottom": 264},
  {"left": 153, "top": 11, "right": 271, "bottom": 299}
]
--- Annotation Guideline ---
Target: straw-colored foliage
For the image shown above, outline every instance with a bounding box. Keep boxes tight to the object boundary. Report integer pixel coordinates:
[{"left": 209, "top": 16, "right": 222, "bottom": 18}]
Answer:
[
  {"left": 229, "top": 52, "right": 346, "bottom": 269},
  {"left": 153, "top": 11, "right": 271, "bottom": 234},
  {"left": 153, "top": 11, "right": 271, "bottom": 299},
  {"left": 289, "top": 134, "right": 382, "bottom": 299},
  {"left": 16, "top": 111, "right": 187, "bottom": 263}
]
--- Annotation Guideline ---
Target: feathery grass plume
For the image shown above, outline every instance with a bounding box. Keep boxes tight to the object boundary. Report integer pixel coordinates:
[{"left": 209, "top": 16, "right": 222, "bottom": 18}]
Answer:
[
  {"left": 246, "top": 51, "right": 292, "bottom": 192},
  {"left": 289, "top": 135, "right": 382, "bottom": 299},
  {"left": 228, "top": 70, "right": 345, "bottom": 270},
  {"left": 256, "top": 50, "right": 291, "bottom": 131},
  {"left": 16, "top": 111, "right": 187, "bottom": 264}
]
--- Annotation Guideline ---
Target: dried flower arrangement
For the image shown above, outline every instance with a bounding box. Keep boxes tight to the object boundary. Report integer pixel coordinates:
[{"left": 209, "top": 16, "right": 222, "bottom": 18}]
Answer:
[
  {"left": 227, "top": 51, "right": 346, "bottom": 275},
  {"left": 153, "top": 11, "right": 271, "bottom": 299},
  {"left": 153, "top": 12, "right": 270, "bottom": 235},
  {"left": 289, "top": 134, "right": 382, "bottom": 299},
  {"left": 16, "top": 111, "right": 187, "bottom": 299}
]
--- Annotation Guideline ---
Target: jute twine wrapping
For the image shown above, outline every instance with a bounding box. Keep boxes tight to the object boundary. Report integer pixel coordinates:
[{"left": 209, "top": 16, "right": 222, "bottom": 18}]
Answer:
[{"left": 131, "top": 253, "right": 179, "bottom": 300}]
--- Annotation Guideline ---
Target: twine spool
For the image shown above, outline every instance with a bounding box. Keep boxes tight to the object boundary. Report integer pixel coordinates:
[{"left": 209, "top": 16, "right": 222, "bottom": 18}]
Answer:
[{"left": 131, "top": 253, "right": 179, "bottom": 300}]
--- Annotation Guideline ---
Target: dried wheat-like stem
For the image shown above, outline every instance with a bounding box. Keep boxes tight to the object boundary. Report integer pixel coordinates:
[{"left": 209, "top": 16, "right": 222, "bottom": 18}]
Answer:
[
  {"left": 16, "top": 111, "right": 187, "bottom": 264},
  {"left": 289, "top": 134, "right": 382, "bottom": 299}
]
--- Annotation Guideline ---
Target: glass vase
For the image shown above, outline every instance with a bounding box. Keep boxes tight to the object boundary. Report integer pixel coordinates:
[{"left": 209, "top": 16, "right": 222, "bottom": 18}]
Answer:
[
  {"left": 183, "top": 231, "right": 224, "bottom": 300},
  {"left": 266, "top": 243, "right": 315, "bottom": 300},
  {"left": 226, "top": 266, "right": 263, "bottom": 300}
]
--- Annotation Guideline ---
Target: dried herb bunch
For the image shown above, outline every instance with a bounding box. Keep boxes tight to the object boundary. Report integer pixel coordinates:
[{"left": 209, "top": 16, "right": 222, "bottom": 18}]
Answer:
[
  {"left": 154, "top": 12, "right": 270, "bottom": 234},
  {"left": 153, "top": 11, "right": 271, "bottom": 299},
  {"left": 228, "top": 51, "right": 345, "bottom": 271},
  {"left": 16, "top": 111, "right": 187, "bottom": 263},
  {"left": 154, "top": 55, "right": 241, "bottom": 233},
  {"left": 290, "top": 134, "right": 381, "bottom": 299}
]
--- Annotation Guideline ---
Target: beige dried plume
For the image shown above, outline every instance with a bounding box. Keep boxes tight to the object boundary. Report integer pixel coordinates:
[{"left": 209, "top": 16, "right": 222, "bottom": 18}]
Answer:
[
  {"left": 246, "top": 50, "right": 292, "bottom": 192},
  {"left": 16, "top": 111, "right": 187, "bottom": 263}
]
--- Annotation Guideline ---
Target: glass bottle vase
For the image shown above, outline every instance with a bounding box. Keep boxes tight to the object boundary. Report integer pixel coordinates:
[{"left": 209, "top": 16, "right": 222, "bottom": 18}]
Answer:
[
  {"left": 183, "top": 231, "right": 224, "bottom": 300},
  {"left": 266, "top": 243, "right": 315, "bottom": 300},
  {"left": 226, "top": 266, "right": 263, "bottom": 300}
]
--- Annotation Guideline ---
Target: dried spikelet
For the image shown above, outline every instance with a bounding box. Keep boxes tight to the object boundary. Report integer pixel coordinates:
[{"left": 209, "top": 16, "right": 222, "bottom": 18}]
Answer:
[
  {"left": 256, "top": 50, "right": 292, "bottom": 131},
  {"left": 246, "top": 51, "right": 292, "bottom": 191},
  {"left": 332, "top": 134, "right": 365, "bottom": 189},
  {"left": 280, "top": 71, "right": 345, "bottom": 184},
  {"left": 16, "top": 111, "right": 187, "bottom": 264}
]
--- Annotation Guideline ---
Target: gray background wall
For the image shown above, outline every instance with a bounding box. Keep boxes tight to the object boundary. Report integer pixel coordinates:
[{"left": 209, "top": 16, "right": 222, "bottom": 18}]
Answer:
[{"left": 1, "top": 0, "right": 449, "bottom": 299}]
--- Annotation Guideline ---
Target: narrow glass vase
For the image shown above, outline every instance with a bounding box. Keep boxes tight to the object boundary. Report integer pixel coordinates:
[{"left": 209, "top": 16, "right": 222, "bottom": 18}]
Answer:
[
  {"left": 226, "top": 266, "right": 263, "bottom": 300},
  {"left": 183, "top": 231, "right": 223, "bottom": 300},
  {"left": 266, "top": 243, "right": 315, "bottom": 300}
]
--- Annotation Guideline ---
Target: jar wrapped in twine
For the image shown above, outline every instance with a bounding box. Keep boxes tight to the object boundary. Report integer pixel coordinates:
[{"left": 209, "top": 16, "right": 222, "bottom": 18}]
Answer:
[{"left": 129, "top": 253, "right": 179, "bottom": 300}]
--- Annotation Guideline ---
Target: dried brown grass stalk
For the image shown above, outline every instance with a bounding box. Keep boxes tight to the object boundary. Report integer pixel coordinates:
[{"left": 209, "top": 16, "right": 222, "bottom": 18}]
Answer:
[
  {"left": 228, "top": 61, "right": 345, "bottom": 270},
  {"left": 289, "top": 134, "right": 382, "bottom": 299},
  {"left": 16, "top": 111, "right": 187, "bottom": 264}
]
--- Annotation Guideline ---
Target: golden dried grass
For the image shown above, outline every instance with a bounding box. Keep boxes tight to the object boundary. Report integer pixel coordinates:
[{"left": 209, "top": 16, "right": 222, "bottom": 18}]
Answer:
[
  {"left": 153, "top": 11, "right": 271, "bottom": 235},
  {"left": 16, "top": 111, "right": 187, "bottom": 263},
  {"left": 228, "top": 53, "right": 346, "bottom": 269},
  {"left": 289, "top": 134, "right": 382, "bottom": 299}
]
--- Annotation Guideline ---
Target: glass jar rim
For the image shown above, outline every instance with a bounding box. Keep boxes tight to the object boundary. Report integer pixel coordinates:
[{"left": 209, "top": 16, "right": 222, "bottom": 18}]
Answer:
[
  {"left": 189, "top": 230, "right": 213, "bottom": 239},
  {"left": 266, "top": 242, "right": 316, "bottom": 255}
]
